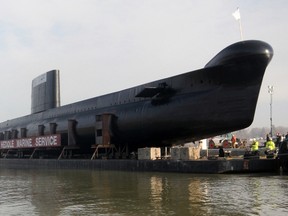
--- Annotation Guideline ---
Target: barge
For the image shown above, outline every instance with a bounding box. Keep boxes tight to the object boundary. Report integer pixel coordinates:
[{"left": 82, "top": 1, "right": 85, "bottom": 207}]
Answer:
[{"left": 0, "top": 158, "right": 280, "bottom": 174}]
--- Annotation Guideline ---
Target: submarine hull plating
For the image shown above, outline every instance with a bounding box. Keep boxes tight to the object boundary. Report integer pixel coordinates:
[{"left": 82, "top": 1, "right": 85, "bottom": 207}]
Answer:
[{"left": 0, "top": 40, "right": 273, "bottom": 150}]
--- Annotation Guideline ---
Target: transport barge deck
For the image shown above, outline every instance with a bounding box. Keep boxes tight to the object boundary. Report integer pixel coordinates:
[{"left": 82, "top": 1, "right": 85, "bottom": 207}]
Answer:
[{"left": 0, "top": 158, "right": 280, "bottom": 174}]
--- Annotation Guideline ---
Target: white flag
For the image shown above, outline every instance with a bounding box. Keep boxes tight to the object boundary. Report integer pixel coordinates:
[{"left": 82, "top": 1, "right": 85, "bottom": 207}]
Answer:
[{"left": 232, "top": 8, "right": 241, "bottom": 21}]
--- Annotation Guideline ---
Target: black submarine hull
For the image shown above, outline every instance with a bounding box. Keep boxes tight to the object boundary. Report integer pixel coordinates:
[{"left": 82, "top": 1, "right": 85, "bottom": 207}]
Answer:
[{"left": 0, "top": 40, "right": 273, "bottom": 150}]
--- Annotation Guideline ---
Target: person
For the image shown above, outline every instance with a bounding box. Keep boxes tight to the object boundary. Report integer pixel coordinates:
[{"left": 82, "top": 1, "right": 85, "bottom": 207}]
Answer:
[
  {"left": 265, "top": 137, "right": 276, "bottom": 156},
  {"left": 239, "top": 140, "right": 247, "bottom": 149},
  {"left": 251, "top": 138, "right": 259, "bottom": 155},
  {"left": 218, "top": 146, "right": 224, "bottom": 157},
  {"left": 231, "top": 134, "right": 236, "bottom": 148},
  {"left": 266, "top": 133, "right": 270, "bottom": 142},
  {"left": 276, "top": 132, "right": 282, "bottom": 147}
]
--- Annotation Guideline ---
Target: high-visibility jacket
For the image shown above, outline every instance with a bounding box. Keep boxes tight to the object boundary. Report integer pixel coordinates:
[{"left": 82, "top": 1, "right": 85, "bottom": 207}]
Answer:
[
  {"left": 266, "top": 140, "right": 276, "bottom": 150},
  {"left": 251, "top": 141, "right": 259, "bottom": 151}
]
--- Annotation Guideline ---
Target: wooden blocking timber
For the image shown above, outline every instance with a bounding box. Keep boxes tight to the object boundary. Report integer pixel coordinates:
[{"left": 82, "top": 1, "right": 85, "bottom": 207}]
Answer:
[
  {"left": 68, "top": 119, "right": 78, "bottom": 146},
  {"left": 95, "top": 114, "right": 115, "bottom": 145},
  {"left": 38, "top": 125, "right": 45, "bottom": 136},
  {"left": 20, "top": 128, "right": 27, "bottom": 138},
  {"left": 50, "top": 123, "right": 57, "bottom": 135}
]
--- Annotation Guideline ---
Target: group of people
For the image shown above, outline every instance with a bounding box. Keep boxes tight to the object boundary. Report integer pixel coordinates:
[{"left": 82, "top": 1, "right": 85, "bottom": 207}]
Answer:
[
  {"left": 218, "top": 133, "right": 280, "bottom": 158},
  {"left": 250, "top": 135, "right": 276, "bottom": 156}
]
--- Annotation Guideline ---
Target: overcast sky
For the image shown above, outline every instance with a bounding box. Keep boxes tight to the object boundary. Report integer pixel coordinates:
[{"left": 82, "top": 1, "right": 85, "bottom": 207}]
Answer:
[{"left": 0, "top": 0, "right": 287, "bottom": 130}]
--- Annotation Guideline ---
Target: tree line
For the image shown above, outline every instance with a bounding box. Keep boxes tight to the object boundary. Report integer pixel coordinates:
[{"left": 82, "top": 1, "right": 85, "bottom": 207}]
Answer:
[{"left": 233, "top": 126, "right": 288, "bottom": 140}]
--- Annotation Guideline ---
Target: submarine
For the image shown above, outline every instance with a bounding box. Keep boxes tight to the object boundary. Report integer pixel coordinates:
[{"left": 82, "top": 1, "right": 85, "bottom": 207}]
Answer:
[{"left": 0, "top": 40, "right": 273, "bottom": 156}]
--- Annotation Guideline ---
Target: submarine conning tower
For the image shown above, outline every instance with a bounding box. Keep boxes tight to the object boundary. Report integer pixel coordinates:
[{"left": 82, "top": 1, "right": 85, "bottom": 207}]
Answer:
[{"left": 31, "top": 69, "right": 60, "bottom": 114}]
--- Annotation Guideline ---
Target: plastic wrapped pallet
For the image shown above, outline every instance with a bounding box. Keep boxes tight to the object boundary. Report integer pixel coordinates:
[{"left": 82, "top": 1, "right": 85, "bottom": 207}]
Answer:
[
  {"left": 171, "top": 147, "right": 181, "bottom": 160},
  {"left": 180, "top": 146, "right": 201, "bottom": 160},
  {"left": 138, "top": 147, "right": 161, "bottom": 160}
]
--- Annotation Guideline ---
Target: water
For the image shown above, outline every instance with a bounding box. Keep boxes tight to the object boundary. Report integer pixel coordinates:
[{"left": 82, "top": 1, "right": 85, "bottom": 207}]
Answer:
[{"left": 0, "top": 169, "right": 287, "bottom": 216}]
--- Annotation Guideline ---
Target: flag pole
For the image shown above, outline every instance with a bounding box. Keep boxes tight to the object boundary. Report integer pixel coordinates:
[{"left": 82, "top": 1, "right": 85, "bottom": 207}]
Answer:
[
  {"left": 238, "top": 17, "right": 244, "bottom": 41},
  {"left": 232, "top": 8, "right": 244, "bottom": 41}
]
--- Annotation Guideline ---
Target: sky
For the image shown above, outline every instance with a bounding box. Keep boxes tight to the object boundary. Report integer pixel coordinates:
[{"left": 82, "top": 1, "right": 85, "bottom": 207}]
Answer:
[{"left": 0, "top": 0, "right": 287, "bottom": 130}]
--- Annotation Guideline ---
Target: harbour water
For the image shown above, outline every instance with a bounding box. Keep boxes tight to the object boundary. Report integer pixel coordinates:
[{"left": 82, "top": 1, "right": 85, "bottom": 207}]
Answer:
[{"left": 0, "top": 168, "right": 287, "bottom": 216}]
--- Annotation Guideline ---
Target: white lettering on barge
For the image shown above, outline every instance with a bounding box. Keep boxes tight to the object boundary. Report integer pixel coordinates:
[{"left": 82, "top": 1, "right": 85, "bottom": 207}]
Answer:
[{"left": 0, "top": 134, "right": 61, "bottom": 149}]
